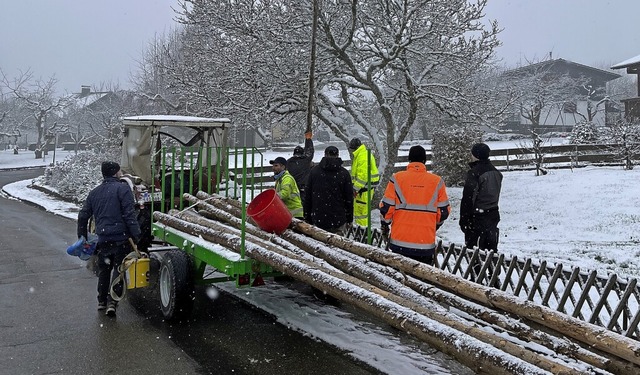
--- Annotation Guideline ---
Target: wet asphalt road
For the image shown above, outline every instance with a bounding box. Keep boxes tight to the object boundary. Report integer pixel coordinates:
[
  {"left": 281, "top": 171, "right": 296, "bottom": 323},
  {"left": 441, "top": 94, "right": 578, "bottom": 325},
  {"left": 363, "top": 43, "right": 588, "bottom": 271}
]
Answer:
[{"left": 0, "top": 168, "right": 381, "bottom": 375}]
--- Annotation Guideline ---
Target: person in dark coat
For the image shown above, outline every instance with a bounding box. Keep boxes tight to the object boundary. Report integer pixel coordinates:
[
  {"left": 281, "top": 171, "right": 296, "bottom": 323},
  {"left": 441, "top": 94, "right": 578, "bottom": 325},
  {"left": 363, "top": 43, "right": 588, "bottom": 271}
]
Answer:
[
  {"left": 304, "top": 146, "right": 354, "bottom": 235},
  {"left": 459, "top": 143, "right": 503, "bottom": 252},
  {"left": 287, "top": 131, "right": 314, "bottom": 205},
  {"left": 78, "top": 161, "right": 141, "bottom": 317}
]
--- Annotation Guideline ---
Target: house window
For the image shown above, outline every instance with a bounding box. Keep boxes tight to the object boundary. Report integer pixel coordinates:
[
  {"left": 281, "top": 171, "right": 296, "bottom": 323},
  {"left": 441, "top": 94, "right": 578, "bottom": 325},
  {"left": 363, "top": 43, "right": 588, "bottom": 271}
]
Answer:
[{"left": 563, "top": 101, "right": 577, "bottom": 113}]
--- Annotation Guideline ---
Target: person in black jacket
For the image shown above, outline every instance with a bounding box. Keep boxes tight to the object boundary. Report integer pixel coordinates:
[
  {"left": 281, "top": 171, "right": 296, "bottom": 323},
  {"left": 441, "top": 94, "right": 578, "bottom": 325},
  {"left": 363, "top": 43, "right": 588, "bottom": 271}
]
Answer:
[
  {"left": 78, "top": 161, "right": 141, "bottom": 317},
  {"left": 287, "top": 131, "right": 314, "bottom": 205},
  {"left": 459, "top": 143, "right": 503, "bottom": 252},
  {"left": 304, "top": 146, "right": 353, "bottom": 235}
]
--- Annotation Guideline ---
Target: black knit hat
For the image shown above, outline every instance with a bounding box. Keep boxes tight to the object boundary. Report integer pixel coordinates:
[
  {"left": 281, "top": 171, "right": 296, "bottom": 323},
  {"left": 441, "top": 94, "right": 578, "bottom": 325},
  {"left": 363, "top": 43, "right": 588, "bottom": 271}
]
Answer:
[
  {"left": 348, "top": 138, "right": 362, "bottom": 150},
  {"left": 324, "top": 146, "right": 339, "bottom": 157},
  {"left": 293, "top": 146, "right": 304, "bottom": 156},
  {"left": 471, "top": 143, "right": 490, "bottom": 160},
  {"left": 408, "top": 145, "right": 427, "bottom": 163},
  {"left": 101, "top": 161, "right": 120, "bottom": 177}
]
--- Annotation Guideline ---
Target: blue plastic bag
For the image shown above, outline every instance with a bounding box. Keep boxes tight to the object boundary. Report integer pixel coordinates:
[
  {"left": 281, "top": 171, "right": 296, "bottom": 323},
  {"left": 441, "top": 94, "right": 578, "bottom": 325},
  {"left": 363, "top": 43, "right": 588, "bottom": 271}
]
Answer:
[{"left": 66, "top": 235, "right": 97, "bottom": 261}]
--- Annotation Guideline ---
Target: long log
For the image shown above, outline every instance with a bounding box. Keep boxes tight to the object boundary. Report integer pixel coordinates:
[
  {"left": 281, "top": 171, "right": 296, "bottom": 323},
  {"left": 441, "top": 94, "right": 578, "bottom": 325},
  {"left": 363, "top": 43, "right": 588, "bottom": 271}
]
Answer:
[
  {"left": 186, "top": 194, "right": 636, "bottom": 372},
  {"left": 154, "top": 211, "right": 552, "bottom": 375},
  {"left": 194, "top": 191, "right": 243, "bottom": 217},
  {"left": 164, "top": 208, "right": 589, "bottom": 374},
  {"left": 316, "top": 234, "right": 634, "bottom": 374},
  {"left": 287, "top": 231, "right": 628, "bottom": 374},
  {"left": 277, "top": 232, "right": 584, "bottom": 374},
  {"left": 172, "top": 209, "right": 342, "bottom": 275},
  {"left": 289, "top": 221, "right": 640, "bottom": 367}
]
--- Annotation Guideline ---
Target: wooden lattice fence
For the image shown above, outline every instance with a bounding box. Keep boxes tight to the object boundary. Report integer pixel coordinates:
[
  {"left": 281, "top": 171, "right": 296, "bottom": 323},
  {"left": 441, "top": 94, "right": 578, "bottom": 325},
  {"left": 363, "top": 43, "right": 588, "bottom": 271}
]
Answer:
[{"left": 346, "top": 226, "right": 640, "bottom": 341}]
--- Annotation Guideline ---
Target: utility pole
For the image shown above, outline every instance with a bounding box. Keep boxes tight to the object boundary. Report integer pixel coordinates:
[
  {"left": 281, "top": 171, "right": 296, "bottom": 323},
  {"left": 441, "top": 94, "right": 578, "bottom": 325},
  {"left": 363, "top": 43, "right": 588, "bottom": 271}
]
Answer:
[{"left": 306, "top": 0, "right": 319, "bottom": 134}]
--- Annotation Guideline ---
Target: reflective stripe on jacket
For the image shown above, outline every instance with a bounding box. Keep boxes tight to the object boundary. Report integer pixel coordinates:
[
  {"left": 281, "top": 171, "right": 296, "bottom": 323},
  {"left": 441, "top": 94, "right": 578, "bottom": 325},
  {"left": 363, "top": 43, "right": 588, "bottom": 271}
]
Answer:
[
  {"left": 379, "top": 162, "right": 449, "bottom": 250},
  {"left": 350, "top": 144, "right": 380, "bottom": 192},
  {"left": 275, "top": 170, "right": 303, "bottom": 217}
]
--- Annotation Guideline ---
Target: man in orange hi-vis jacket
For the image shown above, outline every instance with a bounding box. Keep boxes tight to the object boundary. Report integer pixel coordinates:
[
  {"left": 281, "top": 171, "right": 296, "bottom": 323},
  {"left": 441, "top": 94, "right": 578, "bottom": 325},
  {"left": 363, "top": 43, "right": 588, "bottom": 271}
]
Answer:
[{"left": 379, "top": 145, "right": 450, "bottom": 265}]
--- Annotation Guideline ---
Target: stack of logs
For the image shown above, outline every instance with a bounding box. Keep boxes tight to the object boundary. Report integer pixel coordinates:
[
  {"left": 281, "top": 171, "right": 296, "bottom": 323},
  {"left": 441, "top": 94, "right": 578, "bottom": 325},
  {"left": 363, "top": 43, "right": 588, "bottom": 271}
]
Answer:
[{"left": 152, "top": 192, "right": 640, "bottom": 375}]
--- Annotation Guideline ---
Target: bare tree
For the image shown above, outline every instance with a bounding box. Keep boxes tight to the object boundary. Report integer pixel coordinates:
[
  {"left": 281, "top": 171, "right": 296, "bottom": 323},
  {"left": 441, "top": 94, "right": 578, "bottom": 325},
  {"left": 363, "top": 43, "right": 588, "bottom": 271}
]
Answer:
[
  {"left": 312, "top": 0, "right": 501, "bottom": 188},
  {"left": 605, "top": 118, "right": 640, "bottom": 170},
  {"left": 0, "top": 78, "right": 30, "bottom": 150},
  {"left": 1, "top": 69, "right": 73, "bottom": 158},
  {"left": 505, "top": 61, "right": 590, "bottom": 175},
  {"left": 134, "top": 0, "right": 503, "bottom": 195},
  {"left": 131, "top": 33, "right": 185, "bottom": 115}
]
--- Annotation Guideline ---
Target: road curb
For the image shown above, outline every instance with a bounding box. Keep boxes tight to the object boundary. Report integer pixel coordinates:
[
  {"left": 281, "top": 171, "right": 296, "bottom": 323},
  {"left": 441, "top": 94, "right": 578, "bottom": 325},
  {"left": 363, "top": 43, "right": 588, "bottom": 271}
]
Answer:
[
  {"left": 1, "top": 186, "right": 48, "bottom": 212},
  {"left": 1, "top": 180, "right": 78, "bottom": 221}
]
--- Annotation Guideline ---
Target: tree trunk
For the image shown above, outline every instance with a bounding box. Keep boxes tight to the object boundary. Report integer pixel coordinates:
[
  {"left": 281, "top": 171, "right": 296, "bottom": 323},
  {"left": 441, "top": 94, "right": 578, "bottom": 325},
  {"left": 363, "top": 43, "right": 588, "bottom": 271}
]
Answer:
[
  {"left": 153, "top": 210, "right": 553, "bottom": 375},
  {"left": 167, "top": 194, "right": 640, "bottom": 371},
  {"left": 289, "top": 222, "right": 640, "bottom": 367}
]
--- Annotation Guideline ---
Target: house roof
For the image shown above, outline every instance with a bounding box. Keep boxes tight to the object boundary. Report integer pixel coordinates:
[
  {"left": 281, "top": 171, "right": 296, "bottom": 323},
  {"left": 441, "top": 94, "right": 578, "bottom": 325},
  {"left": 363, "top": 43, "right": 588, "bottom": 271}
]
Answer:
[
  {"left": 611, "top": 54, "right": 640, "bottom": 70},
  {"left": 121, "top": 115, "right": 231, "bottom": 128},
  {"left": 71, "top": 92, "right": 110, "bottom": 108},
  {"left": 505, "top": 58, "right": 621, "bottom": 82}
]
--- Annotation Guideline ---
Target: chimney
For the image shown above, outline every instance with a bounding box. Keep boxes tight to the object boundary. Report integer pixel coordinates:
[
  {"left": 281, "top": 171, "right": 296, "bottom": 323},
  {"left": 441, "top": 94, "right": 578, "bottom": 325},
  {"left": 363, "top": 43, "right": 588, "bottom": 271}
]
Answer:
[{"left": 80, "top": 86, "right": 91, "bottom": 97}]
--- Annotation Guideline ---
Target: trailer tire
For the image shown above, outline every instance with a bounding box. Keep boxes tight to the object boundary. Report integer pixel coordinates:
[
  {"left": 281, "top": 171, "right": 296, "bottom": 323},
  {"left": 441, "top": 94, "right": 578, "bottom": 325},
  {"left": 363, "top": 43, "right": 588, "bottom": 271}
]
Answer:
[{"left": 159, "top": 250, "right": 194, "bottom": 321}]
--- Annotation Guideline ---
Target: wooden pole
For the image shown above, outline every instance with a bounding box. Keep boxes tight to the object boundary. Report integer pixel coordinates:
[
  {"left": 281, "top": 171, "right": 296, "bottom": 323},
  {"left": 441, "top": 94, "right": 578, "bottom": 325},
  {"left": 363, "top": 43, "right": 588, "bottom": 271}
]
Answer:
[
  {"left": 154, "top": 211, "right": 552, "bottom": 375},
  {"left": 176, "top": 194, "right": 640, "bottom": 372},
  {"left": 290, "top": 221, "right": 640, "bottom": 366}
]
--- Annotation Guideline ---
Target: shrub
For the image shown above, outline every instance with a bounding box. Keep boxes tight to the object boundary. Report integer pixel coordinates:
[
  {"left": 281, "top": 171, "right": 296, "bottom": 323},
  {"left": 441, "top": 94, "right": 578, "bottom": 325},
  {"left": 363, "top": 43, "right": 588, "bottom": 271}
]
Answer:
[
  {"left": 432, "top": 126, "right": 482, "bottom": 186},
  {"left": 569, "top": 121, "right": 599, "bottom": 144},
  {"left": 45, "top": 149, "right": 120, "bottom": 202}
]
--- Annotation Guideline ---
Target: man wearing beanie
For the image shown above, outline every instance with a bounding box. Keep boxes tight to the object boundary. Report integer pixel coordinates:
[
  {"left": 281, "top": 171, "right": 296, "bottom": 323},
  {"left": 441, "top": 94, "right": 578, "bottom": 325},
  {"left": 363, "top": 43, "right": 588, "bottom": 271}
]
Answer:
[
  {"left": 78, "top": 161, "right": 141, "bottom": 317},
  {"left": 379, "top": 145, "right": 450, "bottom": 265},
  {"left": 287, "top": 131, "right": 314, "bottom": 205},
  {"left": 460, "top": 142, "right": 503, "bottom": 259},
  {"left": 304, "top": 146, "right": 354, "bottom": 235}
]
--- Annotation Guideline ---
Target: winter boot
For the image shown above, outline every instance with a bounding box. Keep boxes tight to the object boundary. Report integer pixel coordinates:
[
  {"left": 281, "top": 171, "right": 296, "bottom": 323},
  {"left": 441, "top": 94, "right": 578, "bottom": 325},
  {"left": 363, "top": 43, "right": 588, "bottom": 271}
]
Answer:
[{"left": 105, "top": 301, "right": 117, "bottom": 317}]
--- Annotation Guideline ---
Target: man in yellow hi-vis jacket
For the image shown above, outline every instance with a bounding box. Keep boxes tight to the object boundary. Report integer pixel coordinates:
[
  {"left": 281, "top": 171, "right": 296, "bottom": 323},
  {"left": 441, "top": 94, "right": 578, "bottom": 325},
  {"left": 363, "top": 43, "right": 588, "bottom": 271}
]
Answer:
[
  {"left": 270, "top": 156, "right": 304, "bottom": 219},
  {"left": 348, "top": 138, "right": 379, "bottom": 227}
]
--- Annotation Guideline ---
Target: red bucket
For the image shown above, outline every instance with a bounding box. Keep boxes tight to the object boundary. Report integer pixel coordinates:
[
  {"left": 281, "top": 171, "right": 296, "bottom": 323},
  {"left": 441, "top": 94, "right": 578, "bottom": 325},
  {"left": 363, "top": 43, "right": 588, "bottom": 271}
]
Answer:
[{"left": 246, "top": 189, "right": 292, "bottom": 235}]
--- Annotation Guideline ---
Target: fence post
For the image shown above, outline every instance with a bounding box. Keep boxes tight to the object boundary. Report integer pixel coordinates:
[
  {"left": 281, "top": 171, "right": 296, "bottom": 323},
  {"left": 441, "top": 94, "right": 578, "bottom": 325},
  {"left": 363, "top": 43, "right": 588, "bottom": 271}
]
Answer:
[{"left": 506, "top": 148, "right": 510, "bottom": 171}]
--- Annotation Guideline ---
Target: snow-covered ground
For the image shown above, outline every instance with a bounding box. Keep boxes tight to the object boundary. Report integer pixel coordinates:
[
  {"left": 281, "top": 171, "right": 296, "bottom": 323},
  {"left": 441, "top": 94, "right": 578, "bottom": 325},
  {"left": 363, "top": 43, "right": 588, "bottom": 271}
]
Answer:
[
  {"left": 0, "top": 147, "right": 75, "bottom": 170},
  {"left": 2, "top": 142, "right": 640, "bottom": 374}
]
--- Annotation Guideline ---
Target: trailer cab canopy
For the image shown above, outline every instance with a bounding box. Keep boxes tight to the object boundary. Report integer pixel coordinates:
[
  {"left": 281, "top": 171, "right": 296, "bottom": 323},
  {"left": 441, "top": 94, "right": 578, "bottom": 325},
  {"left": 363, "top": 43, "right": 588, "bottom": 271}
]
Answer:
[{"left": 120, "top": 115, "right": 231, "bottom": 185}]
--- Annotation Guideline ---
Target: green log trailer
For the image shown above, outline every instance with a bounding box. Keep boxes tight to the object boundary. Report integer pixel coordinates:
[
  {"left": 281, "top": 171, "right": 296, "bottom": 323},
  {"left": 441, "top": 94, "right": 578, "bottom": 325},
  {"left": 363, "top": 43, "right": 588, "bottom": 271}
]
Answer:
[{"left": 120, "top": 115, "right": 278, "bottom": 320}]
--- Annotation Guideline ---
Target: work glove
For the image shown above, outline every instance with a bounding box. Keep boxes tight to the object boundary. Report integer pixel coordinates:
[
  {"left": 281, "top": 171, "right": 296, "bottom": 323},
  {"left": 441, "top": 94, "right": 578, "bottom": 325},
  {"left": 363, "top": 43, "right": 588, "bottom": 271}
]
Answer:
[{"left": 305, "top": 131, "right": 312, "bottom": 140}]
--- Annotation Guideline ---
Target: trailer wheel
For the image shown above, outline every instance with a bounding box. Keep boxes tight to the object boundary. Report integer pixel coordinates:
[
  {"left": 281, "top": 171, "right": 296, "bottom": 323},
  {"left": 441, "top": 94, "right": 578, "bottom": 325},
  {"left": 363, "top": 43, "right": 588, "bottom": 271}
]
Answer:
[{"left": 159, "top": 250, "right": 194, "bottom": 320}]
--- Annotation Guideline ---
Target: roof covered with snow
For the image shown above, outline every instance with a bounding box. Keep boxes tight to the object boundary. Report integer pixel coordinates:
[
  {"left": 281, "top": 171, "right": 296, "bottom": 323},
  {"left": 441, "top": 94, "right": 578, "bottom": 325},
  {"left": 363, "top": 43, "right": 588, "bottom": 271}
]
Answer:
[
  {"left": 506, "top": 58, "right": 621, "bottom": 82},
  {"left": 611, "top": 54, "right": 640, "bottom": 69},
  {"left": 121, "top": 115, "right": 231, "bottom": 127}
]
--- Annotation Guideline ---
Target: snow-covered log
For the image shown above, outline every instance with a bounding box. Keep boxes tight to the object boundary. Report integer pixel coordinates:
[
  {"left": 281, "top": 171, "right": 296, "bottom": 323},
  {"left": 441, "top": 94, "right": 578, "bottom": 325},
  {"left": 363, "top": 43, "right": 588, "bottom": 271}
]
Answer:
[
  {"left": 153, "top": 210, "right": 554, "bottom": 375},
  {"left": 290, "top": 221, "right": 640, "bottom": 367},
  {"left": 184, "top": 193, "right": 640, "bottom": 372},
  {"left": 163, "top": 205, "right": 601, "bottom": 373}
]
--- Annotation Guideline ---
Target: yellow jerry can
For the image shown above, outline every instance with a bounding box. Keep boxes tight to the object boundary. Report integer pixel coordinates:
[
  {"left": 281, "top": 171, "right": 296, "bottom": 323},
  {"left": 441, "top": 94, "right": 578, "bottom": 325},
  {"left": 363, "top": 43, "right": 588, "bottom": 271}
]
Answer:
[{"left": 126, "top": 257, "right": 150, "bottom": 289}]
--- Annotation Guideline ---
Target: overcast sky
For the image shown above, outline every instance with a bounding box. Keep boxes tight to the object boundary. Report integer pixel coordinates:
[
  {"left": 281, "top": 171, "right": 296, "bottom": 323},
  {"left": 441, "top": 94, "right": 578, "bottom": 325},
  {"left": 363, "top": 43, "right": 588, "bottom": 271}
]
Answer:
[
  {"left": 484, "top": 0, "right": 640, "bottom": 69},
  {"left": 1, "top": 1, "right": 639, "bottom": 96},
  {"left": 0, "top": 0, "right": 178, "bottom": 95}
]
